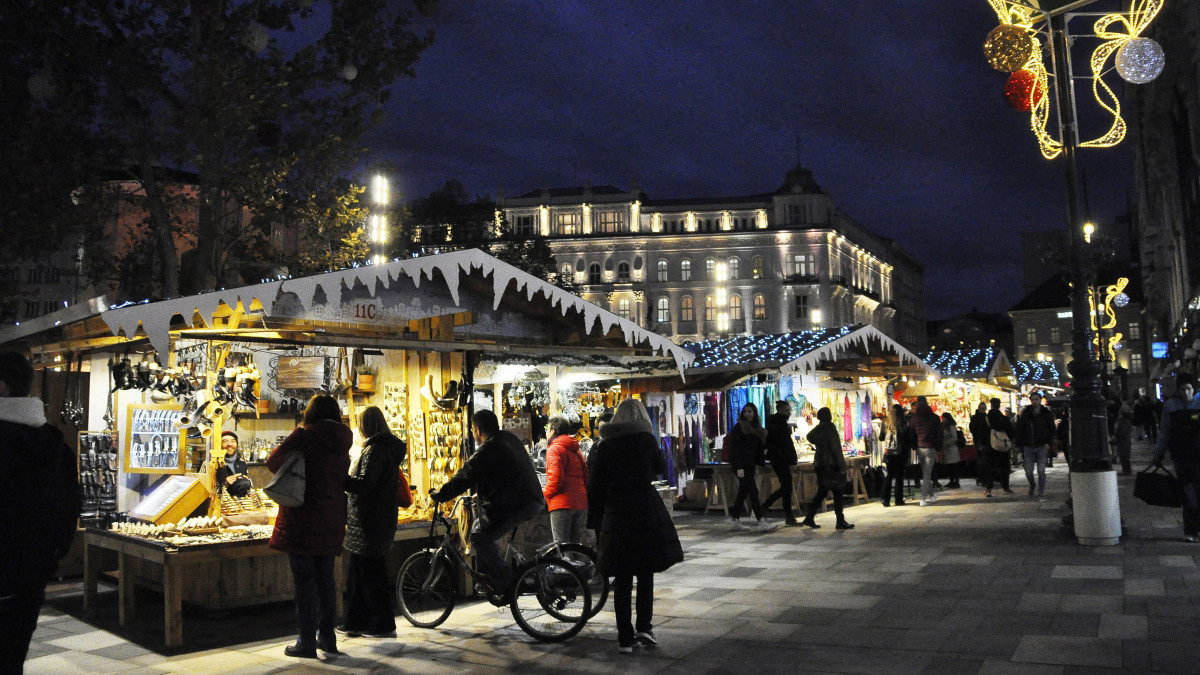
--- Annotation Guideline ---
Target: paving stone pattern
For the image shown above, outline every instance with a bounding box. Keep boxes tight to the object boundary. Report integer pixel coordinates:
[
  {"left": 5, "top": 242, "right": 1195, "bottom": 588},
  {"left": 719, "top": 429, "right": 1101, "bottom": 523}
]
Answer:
[{"left": 23, "top": 439, "right": 1200, "bottom": 674}]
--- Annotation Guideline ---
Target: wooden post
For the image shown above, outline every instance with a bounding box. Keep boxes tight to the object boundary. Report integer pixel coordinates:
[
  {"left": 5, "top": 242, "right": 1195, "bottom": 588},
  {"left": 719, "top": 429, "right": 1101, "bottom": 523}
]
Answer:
[
  {"left": 163, "top": 563, "right": 183, "bottom": 647},
  {"left": 83, "top": 538, "right": 98, "bottom": 612},
  {"left": 118, "top": 552, "right": 136, "bottom": 625}
]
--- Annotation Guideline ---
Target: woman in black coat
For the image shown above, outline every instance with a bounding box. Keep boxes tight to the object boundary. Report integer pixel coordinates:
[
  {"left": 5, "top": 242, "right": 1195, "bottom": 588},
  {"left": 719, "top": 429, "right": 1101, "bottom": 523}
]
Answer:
[
  {"left": 725, "top": 402, "right": 777, "bottom": 531},
  {"left": 340, "top": 406, "right": 406, "bottom": 638},
  {"left": 587, "top": 398, "right": 683, "bottom": 654}
]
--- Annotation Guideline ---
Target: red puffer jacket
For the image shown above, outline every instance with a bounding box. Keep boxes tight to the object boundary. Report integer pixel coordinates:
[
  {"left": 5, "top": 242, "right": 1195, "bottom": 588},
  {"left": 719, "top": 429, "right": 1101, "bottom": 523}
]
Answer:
[
  {"left": 267, "top": 420, "right": 353, "bottom": 556},
  {"left": 543, "top": 433, "right": 589, "bottom": 512}
]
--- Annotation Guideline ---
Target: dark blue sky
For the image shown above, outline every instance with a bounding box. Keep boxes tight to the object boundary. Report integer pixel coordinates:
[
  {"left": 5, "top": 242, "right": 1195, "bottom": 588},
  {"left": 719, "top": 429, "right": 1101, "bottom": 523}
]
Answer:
[{"left": 369, "top": 1, "right": 1135, "bottom": 320}]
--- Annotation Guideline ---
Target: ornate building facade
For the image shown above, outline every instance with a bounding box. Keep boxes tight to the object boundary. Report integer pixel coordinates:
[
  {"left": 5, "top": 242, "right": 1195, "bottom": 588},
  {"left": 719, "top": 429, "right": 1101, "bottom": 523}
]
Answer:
[{"left": 496, "top": 166, "right": 927, "bottom": 348}]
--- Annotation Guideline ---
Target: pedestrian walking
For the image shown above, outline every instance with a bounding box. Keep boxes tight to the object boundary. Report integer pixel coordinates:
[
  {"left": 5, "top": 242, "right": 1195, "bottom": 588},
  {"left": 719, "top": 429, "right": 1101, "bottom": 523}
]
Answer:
[
  {"left": 880, "top": 404, "right": 908, "bottom": 507},
  {"left": 761, "top": 400, "right": 800, "bottom": 525},
  {"left": 543, "top": 414, "right": 589, "bottom": 543},
  {"left": 340, "top": 406, "right": 406, "bottom": 639},
  {"left": 1111, "top": 406, "right": 1133, "bottom": 476},
  {"left": 909, "top": 396, "right": 942, "bottom": 506},
  {"left": 1015, "top": 392, "right": 1056, "bottom": 502},
  {"left": 969, "top": 402, "right": 991, "bottom": 491},
  {"left": 587, "top": 398, "right": 683, "bottom": 653},
  {"left": 802, "top": 407, "right": 854, "bottom": 530},
  {"left": 725, "top": 403, "right": 777, "bottom": 531},
  {"left": 267, "top": 394, "right": 353, "bottom": 658},
  {"left": 1153, "top": 373, "right": 1200, "bottom": 542},
  {"left": 0, "top": 352, "right": 81, "bottom": 675},
  {"left": 940, "top": 412, "right": 964, "bottom": 489}
]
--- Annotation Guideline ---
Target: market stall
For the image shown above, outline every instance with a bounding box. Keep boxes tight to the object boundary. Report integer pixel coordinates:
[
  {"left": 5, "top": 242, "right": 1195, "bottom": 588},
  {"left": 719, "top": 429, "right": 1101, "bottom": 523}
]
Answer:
[{"left": 1, "top": 248, "right": 690, "bottom": 645}]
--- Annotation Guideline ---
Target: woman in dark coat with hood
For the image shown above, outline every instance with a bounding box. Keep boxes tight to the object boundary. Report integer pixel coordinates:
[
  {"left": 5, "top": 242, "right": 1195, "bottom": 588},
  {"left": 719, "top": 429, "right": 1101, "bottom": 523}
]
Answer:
[
  {"left": 267, "top": 394, "right": 353, "bottom": 658},
  {"left": 340, "top": 406, "right": 406, "bottom": 638},
  {"left": 725, "top": 402, "right": 778, "bottom": 531},
  {"left": 588, "top": 398, "right": 683, "bottom": 654}
]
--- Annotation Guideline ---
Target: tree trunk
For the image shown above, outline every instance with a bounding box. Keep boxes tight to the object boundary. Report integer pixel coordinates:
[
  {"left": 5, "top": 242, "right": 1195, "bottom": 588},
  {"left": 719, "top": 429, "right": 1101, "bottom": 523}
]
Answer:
[{"left": 138, "top": 161, "right": 179, "bottom": 299}]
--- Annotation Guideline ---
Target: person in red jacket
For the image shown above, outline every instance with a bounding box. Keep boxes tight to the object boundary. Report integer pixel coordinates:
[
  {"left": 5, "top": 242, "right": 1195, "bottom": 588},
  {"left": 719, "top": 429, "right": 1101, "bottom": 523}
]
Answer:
[
  {"left": 267, "top": 394, "right": 352, "bottom": 659},
  {"left": 543, "top": 415, "right": 589, "bottom": 543}
]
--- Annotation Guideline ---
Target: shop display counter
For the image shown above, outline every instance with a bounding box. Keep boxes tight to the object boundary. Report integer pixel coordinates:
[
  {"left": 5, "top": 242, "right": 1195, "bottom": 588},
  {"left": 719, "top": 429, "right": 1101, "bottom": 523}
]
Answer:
[{"left": 702, "top": 457, "right": 871, "bottom": 516}]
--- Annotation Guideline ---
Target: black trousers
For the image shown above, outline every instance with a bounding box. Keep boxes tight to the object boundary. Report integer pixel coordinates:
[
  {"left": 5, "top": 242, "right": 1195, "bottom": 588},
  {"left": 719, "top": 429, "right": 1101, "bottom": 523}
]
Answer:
[
  {"left": 761, "top": 463, "right": 796, "bottom": 520},
  {"left": 983, "top": 449, "right": 1010, "bottom": 490},
  {"left": 1176, "top": 458, "right": 1200, "bottom": 536},
  {"left": 731, "top": 469, "right": 764, "bottom": 520},
  {"left": 288, "top": 554, "right": 337, "bottom": 648},
  {"left": 882, "top": 454, "right": 906, "bottom": 505},
  {"left": 343, "top": 553, "right": 396, "bottom": 634},
  {"left": 0, "top": 583, "right": 45, "bottom": 674},
  {"left": 612, "top": 573, "right": 654, "bottom": 646},
  {"left": 806, "top": 471, "right": 846, "bottom": 520}
]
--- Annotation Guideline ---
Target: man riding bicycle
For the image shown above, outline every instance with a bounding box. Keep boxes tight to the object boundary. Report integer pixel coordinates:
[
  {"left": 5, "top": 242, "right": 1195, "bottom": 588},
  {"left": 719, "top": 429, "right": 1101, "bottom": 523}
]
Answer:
[{"left": 431, "top": 409, "right": 545, "bottom": 596}]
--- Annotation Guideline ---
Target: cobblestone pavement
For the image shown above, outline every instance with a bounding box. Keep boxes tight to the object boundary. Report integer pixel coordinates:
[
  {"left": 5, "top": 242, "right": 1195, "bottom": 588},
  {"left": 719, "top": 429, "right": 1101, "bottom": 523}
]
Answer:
[{"left": 24, "top": 439, "right": 1200, "bottom": 674}]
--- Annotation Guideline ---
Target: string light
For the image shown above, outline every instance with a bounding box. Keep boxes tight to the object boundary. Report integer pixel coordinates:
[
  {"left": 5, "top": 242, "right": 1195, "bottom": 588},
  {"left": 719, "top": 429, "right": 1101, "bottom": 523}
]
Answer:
[
  {"left": 1115, "top": 36, "right": 1165, "bottom": 84},
  {"left": 688, "top": 326, "right": 853, "bottom": 369},
  {"left": 920, "top": 347, "right": 997, "bottom": 378},
  {"left": 1005, "top": 69, "right": 1044, "bottom": 111},
  {"left": 1012, "top": 359, "right": 1061, "bottom": 383},
  {"left": 984, "top": 24, "right": 1037, "bottom": 72}
]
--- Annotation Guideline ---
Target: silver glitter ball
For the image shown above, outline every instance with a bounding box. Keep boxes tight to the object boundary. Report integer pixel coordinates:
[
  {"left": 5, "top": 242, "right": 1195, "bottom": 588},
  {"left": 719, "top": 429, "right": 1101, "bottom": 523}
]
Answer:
[{"left": 1116, "top": 37, "right": 1165, "bottom": 85}]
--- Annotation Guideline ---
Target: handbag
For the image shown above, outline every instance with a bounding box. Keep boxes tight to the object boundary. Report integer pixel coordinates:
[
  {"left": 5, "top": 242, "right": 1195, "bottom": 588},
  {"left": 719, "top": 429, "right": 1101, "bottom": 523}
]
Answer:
[
  {"left": 818, "top": 466, "right": 848, "bottom": 492},
  {"left": 1134, "top": 462, "right": 1182, "bottom": 507},
  {"left": 990, "top": 428, "right": 1014, "bottom": 453},
  {"left": 397, "top": 468, "right": 413, "bottom": 509},
  {"left": 263, "top": 451, "right": 306, "bottom": 507}
]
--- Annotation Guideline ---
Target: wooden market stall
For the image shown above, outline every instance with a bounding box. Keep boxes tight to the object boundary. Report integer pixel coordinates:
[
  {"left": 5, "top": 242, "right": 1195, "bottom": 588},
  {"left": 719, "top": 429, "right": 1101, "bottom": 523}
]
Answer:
[{"left": 0, "top": 248, "right": 691, "bottom": 646}]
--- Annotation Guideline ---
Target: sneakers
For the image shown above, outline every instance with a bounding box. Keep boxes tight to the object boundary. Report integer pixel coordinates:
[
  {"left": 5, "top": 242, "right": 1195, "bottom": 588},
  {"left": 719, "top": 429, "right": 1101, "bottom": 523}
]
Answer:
[
  {"left": 919, "top": 499, "right": 928, "bottom": 507},
  {"left": 928, "top": 494, "right": 938, "bottom": 504},
  {"left": 1185, "top": 534, "right": 1198, "bottom": 543},
  {"left": 730, "top": 519, "right": 750, "bottom": 531},
  {"left": 985, "top": 489, "right": 992, "bottom": 498},
  {"left": 618, "top": 644, "right": 634, "bottom": 654},
  {"left": 362, "top": 629, "right": 396, "bottom": 638},
  {"left": 1002, "top": 488, "right": 1015, "bottom": 495},
  {"left": 757, "top": 518, "right": 779, "bottom": 532},
  {"left": 334, "top": 625, "right": 362, "bottom": 638},
  {"left": 1037, "top": 496, "right": 1047, "bottom": 503},
  {"left": 636, "top": 631, "right": 658, "bottom": 646}
]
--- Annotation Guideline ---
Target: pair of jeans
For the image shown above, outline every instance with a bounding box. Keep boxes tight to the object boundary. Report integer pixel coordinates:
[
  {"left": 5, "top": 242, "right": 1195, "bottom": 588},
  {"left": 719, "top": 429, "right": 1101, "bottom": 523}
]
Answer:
[
  {"left": 470, "top": 500, "right": 546, "bottom": 592},
  {"left": 343, "top": 554, "right": 395, "bottom": 634},
  {"left": 612, "top": 573, "right": 654, "bottom": 646},
  {"left": 730, "top": 468, "right": 764, "bottom": 520},
  {"left": 0, "top": 583, "right": 45, "bottom": 674},
  {"left": 916, "top": 447, "right": 937, "bottom": 499},
  {"left": 549, "top": 508, "right": 587, "bottom": 544},
  {"left": 881, "top": 454, "right": 906, "bottom": 505},
  {"left": 288, "top": 554, "right": 337, "bottom": 649},
  {"left": 1023, "top": 445, "right": 1048, "bottom": 496},
  {"left": 761, "top": 463, "right": 796, "bottom": 520},
  {"left": 1175, "top": 458, "right": 1200, "bottom": 536},
  {"left": 983, "top": 449, "right": 1010, "bottom": 490}
]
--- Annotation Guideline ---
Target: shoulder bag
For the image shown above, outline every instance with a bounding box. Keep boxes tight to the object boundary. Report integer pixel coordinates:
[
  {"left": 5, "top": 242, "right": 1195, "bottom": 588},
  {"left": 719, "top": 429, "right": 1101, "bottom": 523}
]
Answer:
[
  {"left": 263, "top": 451, "right": 306, "bottom": 507},
  {"left": 1134, "top": 462, "right": 1182, "bottom": 507},
  {"left": 397, "top": 467, "right": 413, "bottom": 509}
]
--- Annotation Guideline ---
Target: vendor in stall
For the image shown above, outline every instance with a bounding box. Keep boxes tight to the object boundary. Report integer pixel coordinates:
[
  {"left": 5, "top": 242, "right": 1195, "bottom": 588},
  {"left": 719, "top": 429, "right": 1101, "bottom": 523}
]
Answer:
[{"left": 216, "top": 431, "right": 253, "bottom": 497}]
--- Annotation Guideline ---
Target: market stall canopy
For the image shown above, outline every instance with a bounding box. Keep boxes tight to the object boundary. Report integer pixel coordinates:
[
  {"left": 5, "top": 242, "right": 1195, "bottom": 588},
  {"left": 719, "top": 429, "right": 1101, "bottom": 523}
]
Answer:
[
  {"left": 920, "top": 347, "right": 1017, "bottom": 388},
  {"left": 1012, "top": 359, "right": 1064, "bottom": 386},
  {"left": 0, "top": 249, "right": 692, "bottom": 373}
]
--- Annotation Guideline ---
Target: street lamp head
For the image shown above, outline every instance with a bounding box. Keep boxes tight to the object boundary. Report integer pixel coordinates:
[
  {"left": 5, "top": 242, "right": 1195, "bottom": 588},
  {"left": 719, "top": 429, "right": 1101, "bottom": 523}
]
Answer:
[{"left": 1083, "top": 222, "right": 1095, "bottom": 243}]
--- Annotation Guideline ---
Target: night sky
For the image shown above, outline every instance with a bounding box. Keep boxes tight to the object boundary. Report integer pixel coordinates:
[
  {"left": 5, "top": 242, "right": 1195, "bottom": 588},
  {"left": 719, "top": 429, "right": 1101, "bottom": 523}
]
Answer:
[{"left": 369, "top": 1, "right": 1136, "bottom": 319}]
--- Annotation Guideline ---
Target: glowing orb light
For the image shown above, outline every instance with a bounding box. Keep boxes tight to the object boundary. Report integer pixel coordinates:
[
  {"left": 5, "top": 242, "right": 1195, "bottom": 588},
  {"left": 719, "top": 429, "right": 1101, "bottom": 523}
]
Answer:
[
  {"left": 1004, "top": 69, "right": 1044, "bottom": 111},
  {"left": 1116, "top": 37, "right": 1165, "bottom": 84},
  {"left": 984, "top": 24, "right": 1036, "bottom": 72}
]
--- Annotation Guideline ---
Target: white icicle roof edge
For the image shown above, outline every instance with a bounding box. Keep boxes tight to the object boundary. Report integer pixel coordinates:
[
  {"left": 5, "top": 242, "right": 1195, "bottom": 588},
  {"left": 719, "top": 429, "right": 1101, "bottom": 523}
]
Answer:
[
  {"left": 778, "top": 324, "right": 935, "bottom": 376},
  {"left": 92, "top": 248, "right": 693, "bottom": 372}
]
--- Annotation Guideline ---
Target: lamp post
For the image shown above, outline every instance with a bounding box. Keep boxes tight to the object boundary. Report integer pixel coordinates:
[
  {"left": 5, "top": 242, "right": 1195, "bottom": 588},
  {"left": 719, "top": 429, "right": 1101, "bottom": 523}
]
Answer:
[
  {"left": 368, "top": 174, "right": 390, "bottom": 265},
  {"left": 983, "top": 0, "right": 1166, "bottom": 544}
]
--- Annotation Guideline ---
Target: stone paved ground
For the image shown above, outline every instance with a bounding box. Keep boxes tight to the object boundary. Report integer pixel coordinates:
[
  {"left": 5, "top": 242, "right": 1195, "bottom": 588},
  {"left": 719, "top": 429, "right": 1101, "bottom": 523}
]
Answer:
[{"left": 24, "top": 438, "right": 1200, "bottom": 674}]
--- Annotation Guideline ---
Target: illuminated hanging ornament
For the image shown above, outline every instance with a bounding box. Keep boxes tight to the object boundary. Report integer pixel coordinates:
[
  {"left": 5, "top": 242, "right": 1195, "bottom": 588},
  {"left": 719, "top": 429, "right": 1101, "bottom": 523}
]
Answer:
[
  {"left": 1115, "top": 37, "right": 1165, "bottom": 84},
  {"left": 1004, "top": 69, "right": 1043, "bottom": 112},
  {"left": 984, "top": 24, "right": 1035, "bottom": 72},
  {"left": 1113, "top": 292, "right": 1130, "bottom": 308},
  {"left": 341, "top": 62, "right": 358, "bottom": 81}
]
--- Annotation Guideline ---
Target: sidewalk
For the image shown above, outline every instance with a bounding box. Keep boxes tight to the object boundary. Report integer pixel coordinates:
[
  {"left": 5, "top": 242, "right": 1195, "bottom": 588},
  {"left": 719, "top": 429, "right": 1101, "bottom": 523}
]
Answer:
[{"left": 24, "top": 438, "right": 1200, "bottom": 674}]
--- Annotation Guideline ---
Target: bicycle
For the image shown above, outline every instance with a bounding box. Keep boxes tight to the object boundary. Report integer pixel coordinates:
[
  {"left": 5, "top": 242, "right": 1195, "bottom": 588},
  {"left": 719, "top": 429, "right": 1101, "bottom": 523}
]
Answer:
[
  {"left": 540, "top": 540, "right": 608, "bottom": 620},
  {"left": 395, "top": 494, "right": 592, "bottom": 642}
]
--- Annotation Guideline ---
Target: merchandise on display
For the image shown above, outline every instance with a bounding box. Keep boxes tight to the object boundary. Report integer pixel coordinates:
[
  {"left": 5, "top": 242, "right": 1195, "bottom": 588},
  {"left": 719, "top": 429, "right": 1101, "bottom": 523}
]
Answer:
[{"left": 78, "top": 431, "right": 119, "bottom": 528}]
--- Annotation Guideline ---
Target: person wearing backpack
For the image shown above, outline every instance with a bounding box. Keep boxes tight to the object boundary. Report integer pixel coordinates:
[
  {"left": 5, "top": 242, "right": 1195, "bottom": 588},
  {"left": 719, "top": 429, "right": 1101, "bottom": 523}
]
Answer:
[
  {"left": 1153, "top": 373, "right": 1200, "bottom": 542},
  {"left": 985, "top": 398, "right": 1016, "bottom": 496}
]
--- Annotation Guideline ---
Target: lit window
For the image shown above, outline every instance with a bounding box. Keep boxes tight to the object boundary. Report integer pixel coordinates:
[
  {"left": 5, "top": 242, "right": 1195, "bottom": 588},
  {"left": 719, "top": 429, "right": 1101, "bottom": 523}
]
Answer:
[
  {"left": 657, "top": 259, "right": 669, "bottom": 282},
  {"left": 753, "top": 294, "right": 767, "bottom": 320},
  {"left": 1130, "top": 353, "right": 1144, "bottom": 374},
  {"left": 589, "top": 263, "right": 601, "bottom": 284},
  {"left": 680, "top": 259, "right": 692, "bottom": 282},
  {"left": 730, "top": 294, "right": 742, "bottom": 320},
  {"left": 596, "top": 210, "right": 626, "bottom": 233},
  {"left": 792, "top": 254, "right": 814, "bottom": 277},
  {"left": 680, "top": 296, "right": 694, "bottom": 322},
  {"left": 1049, "top": 326, "right": 1061, "bottom": 343},
  {"left": 617, "top": 262, "right": 630, "bottom": 282},
  {"left": 705, "top": 296, "right": 715, "bottom": 321},
  {"left": 559, "top": 263, "right": 572, "bottom": 282},
  {"left": 1026, "top": 327, "right": 1037, "bottom": 345},
  {"left": 705, "top": 258, "right": 716, "bottom": 279},
  {"left": 1128, "top": 321, "right": 1141, "bottom": 340},
  {"left": 617, "top": 298, "right": 630, "bottom": 319},
  {"left": 728, "top": 257, "right": 739, "bottom": 280},
  {"left": 752, "top": 256, "right": 765, "bottom": 280},
  {"left": 555, "top": 212, "right": 580, "bottom": 235},
  {"left": 656, "top": 297, "right": 670, "bottom": 323}
]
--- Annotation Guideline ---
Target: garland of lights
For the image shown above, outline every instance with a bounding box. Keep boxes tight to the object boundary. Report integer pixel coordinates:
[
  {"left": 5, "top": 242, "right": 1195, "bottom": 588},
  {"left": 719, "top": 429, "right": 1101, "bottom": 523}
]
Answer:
[
  {"left": 920, "top": 347, "right": 998, "bottom": 378},
  {"left": 688, "top": 326, "right": 853, "bottom": 369}
]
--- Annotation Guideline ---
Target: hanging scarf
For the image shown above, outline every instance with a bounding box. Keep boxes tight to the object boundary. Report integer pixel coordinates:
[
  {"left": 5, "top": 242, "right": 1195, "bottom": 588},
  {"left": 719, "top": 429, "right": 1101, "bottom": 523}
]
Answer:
[{"left": 843, "top": 394, "right": 853, "bottom": 442}]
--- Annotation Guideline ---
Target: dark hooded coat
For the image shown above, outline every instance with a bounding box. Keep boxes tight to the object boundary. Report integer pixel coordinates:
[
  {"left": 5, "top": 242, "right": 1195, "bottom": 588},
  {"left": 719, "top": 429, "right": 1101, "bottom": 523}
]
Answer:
[
  {"left": 344, "top": 431, "right": 407, "bottom": 558},
  {"left": 267, "top": 420, "right": 353, "bottom": 556}
]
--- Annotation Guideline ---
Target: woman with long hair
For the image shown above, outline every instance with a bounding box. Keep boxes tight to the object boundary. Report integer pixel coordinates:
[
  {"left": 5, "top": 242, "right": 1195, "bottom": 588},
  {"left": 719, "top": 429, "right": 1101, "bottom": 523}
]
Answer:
[
  {"left": 724, "top": 403, "right": 777, "bottom": 532},
  {"left": 267, "top": 394, "right": 353, "bottom": 658},
  {"left": 880, "top": 404, "right": 908, "bottom": 507}
]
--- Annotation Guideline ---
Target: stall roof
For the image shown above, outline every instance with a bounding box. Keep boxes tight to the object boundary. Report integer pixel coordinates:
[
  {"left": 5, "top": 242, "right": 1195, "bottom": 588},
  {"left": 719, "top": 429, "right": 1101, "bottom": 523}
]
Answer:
[
  {"left": 0, "top": 249, "right": 693, "bottom": 373},
  {"left": 686, "top": 325, "right": 935, "bottom": 378},
  {"left": 920, "top": 347, "right": 1017, "bottom": 388}
]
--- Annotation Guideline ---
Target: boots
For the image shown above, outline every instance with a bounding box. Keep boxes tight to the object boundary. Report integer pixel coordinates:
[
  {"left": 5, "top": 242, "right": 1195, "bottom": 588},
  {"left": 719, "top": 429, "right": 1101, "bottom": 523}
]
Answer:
[
  {"left": 835, "top": 519, "right": 855, "bottom": 530},
  {"left": 801, "top": 516, "right": 820, "bottom": 529}
]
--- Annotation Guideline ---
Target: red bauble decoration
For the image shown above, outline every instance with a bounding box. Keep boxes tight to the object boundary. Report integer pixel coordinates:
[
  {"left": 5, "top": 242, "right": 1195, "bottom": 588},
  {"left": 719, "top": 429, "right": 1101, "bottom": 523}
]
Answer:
[{"left": 1004, "top": 70, "right": 1043, "bottom": 112}]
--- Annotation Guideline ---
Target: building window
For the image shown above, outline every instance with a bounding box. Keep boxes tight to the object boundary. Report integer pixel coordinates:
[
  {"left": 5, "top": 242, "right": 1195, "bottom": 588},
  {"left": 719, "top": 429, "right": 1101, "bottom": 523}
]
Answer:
[
  {"left": 680, "top": 296, "right": 694, "bottom": 322},
  {"left": 617, "top": 262, "right": 630, "bottom": 282},
  {"left": 704, "top": 296, "right": 715, "bottom": 321},
  {"left": 617, "top": 298, "right": 630, "bottom": 319},
  {"left": 705, "top": 258, "right": 716, "bottom": 279},
  {"left": 752, "top": 256, "right": 765, "bottom": 280},
  {"left": 554, "top": 212, "right": 580, "bottom": 235},
  {"left": 596, "top": 210, "right": 626, "bottom": 233},
  {"left": 730, "top": 294, "right": 743, "bottom": 320},
  {"left": 795, "top": 295, "right": 810, "bottom": 319},
  {"left": 728, "top": 257, "right": 739, "bottom": 280},
  {"left": 1130, "top": 353, "right": 1144, "bottom": 374},
  {"left": 23, "top": 301, "right": 38, "bottom": 318},
  {"left": 515, "top": 214, "right": 538, "bottom": 237},
  {"left": 753, "top": 294, "right": 767, "bottom": 320},
  {"left": 559, "top": 263, "right": 572, "bottom": 283},
  {"left": 588, "top": 263, "right": 601, "bottom": 284},
  {"left": 680, "top": 259, "right": 692, "bottom": 282},
  {"left": 42, "top": 300, "right": 57, "bottom": 315},
  {"left": 1049, "top": 326, "right": 1061, "bottom": 343},
  {"left": 1128, "top": 321, "right": 1141, "bottom": 340},
  {"left": 792, "top": 254, "right": 814, "bottom": 277},
  {"left": 1026, "top": 327, "right": 1037, "bottom": 345},
  {"left": 656, "top": 259, "right": 669, "bottom": 282},
  {"left": 656, "top": 297, "right": 670, "bottom": 323}
]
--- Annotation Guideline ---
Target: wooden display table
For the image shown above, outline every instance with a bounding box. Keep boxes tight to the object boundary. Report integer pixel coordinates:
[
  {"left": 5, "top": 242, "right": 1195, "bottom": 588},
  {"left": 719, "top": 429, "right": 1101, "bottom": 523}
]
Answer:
[
  {"left": 703, "top": 464, "right": 803, "bottom": 517},
  {"left": 82, "top": 529, "right": 343, "bottom": 648}
]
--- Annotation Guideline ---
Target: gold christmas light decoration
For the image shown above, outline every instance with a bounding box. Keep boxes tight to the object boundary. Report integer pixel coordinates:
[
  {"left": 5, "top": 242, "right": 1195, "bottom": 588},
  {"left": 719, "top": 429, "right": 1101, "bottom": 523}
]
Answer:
[{"left": 984, "top": 24, "right": 1037, "bottom": 72}]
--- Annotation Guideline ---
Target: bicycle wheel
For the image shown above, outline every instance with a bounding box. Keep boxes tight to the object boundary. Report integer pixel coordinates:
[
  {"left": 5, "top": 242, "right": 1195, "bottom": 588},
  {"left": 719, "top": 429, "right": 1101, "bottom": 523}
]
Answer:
[
  {"left": 396, "top": 550, "right": 457, "bottom": 628},
  {"left": 510, "top": 560, "right": 590, "bottom": 642},
  {"left": 548, "top": 543, "right": 608, "bottom": 619}
]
